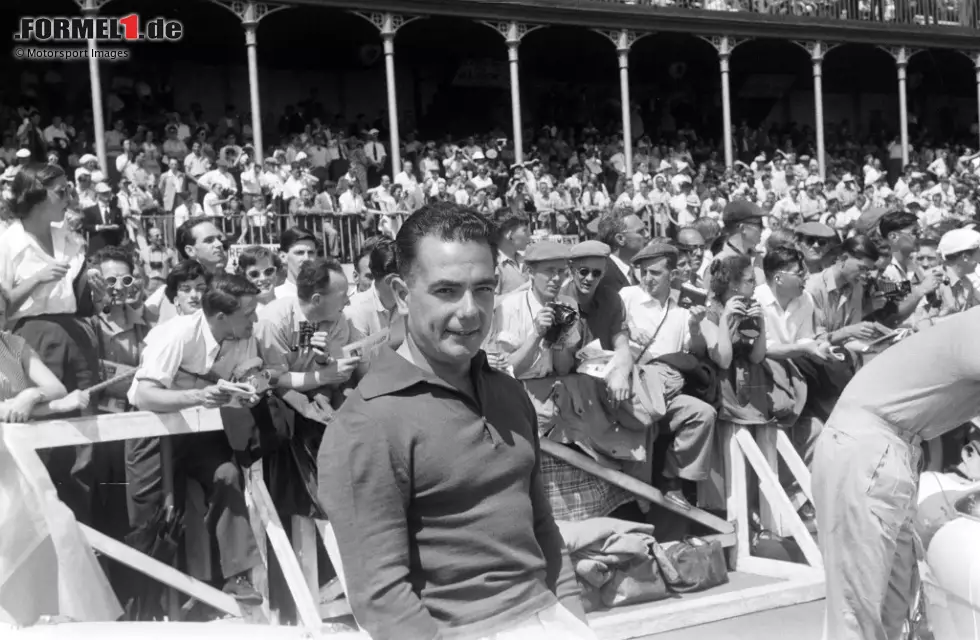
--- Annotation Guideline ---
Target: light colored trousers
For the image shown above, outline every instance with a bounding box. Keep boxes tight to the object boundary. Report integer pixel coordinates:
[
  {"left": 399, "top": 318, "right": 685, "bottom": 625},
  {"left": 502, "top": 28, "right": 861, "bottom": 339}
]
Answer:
[
  {"left": 812, "top": 412, "right": 921, "bottom": 640},
  {"left": 477, "top": 604, "right": 598, "bottom": 640}
]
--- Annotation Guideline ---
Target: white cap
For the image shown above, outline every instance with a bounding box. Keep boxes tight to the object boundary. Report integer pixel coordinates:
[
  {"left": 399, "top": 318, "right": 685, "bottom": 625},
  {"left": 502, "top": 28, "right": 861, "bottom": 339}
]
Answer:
[
  {"left": 79, "top": 153, "right": 98, "bottom": 165},
  {"left": 841, "top": 172, "right": 855, "bottom": 182},
  {"left": 95, "top": 182, "right": 112, "bottom": 194},
  {"left": 294, "top": 151, "right": 308, "bottom": 162},
  {"left": 804, "top": 176, "right": 821, "bottom": 187},
  {"left": 471, "top": 151, "right": 485, "bottom": 161},
  {"left": 15, "top": 149, "right": 30, "bottom": 159},
  {"left": 367, "top": 128, "right": 380, "bottom": 135},
  {"left": 939, "top": 228, "right": 980, "bottom": 258}
]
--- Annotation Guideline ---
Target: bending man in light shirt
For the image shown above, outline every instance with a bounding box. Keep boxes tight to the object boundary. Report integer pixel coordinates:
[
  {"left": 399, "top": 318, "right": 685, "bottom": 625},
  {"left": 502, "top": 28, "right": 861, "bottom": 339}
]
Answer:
[{"left": 128, "top": 274, "right": 266, "bottom": 603}]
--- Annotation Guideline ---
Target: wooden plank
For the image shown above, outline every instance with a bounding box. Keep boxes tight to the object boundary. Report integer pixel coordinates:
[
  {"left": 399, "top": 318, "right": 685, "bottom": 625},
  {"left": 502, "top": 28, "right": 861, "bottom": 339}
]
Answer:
[
  {"left": 291, "top": 516, "right": 319, "bottom": 597},
  {"left": 245, "top": 475, "right": 322, "bottom": 628},
  {"left": 590, "top": 573, "right": 825, "bottom": 640},
  {"left": 245, "top": 463, "right": 271, "bottom": 622},
  {"left": 315, "top": 519, "right": 349, "bottom": 596},
  {"left": 738, "top": 556, "right": 822, "bottom": 581},
  {"left": 776, "top": 429, "right": 813, "bottom": 504},
  {"left": 757, "top": 426, "right": 790, "bottom": 536},
  {"left": 727, "top": 425, "right": 751, "bottom": 563},
  {"left": 540, "top": 439, "right": 735, "bottom": 537},
  {"left": 734, "top": 430, "right": 823, "bottom": 568},
  {"left": 6, "top": 408, "right": 224, "bottom": 450},
  {"left": 81, "top": 525, "right": 244, "bottom": 619}
]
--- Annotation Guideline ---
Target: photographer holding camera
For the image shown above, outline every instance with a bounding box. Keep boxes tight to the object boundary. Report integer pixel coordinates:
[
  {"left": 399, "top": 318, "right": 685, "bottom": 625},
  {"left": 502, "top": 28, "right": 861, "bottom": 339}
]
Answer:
[
  {"left": 915, "top": 228, "right": 980, "bottom": 326},
  {"left": 491, "top": 241, "right": 583, "bottom": 380},
  {"left": 876, "top": 210, "right": 943, "bottom": 326}
]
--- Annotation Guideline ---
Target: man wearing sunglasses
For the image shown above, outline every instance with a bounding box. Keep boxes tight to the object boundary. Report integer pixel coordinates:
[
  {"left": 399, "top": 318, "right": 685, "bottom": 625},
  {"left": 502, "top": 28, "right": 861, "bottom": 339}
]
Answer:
[
  {"left": 560, "top": 241, "right": 632, "bottom": 404},
  {"left": 795, "top": 221, "right": 838, "bottom": 275}
]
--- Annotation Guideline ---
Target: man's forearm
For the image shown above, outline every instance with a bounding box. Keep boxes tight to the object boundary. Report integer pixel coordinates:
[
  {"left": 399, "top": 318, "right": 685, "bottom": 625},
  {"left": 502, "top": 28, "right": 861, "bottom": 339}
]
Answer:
[{"left": 133, "top": 385, "right": 202, "bottom": 413}]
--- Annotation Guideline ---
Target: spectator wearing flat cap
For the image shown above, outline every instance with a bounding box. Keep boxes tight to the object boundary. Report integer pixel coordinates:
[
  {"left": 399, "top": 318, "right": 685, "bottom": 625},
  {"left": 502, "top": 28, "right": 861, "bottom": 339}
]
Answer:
[
  {"left": 489, "top": 241, "right": 585, "bottom": 381},
  {"left": 713, "top": 200, "right": 766, "bottom": 285},
  {"left": 560, "top": 240, "right": 632, "bottom": 403},
  {"left": 795, "top": 221, "right": 839, "bottom": 275},
  {"left": 618, "top": 240, "right": 722, "bottom": 509}
]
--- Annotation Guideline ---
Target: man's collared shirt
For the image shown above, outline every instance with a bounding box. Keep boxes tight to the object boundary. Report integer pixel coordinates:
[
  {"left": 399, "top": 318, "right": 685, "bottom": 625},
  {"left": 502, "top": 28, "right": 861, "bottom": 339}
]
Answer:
[
  {"left": 805, "top": 267, "right": 868, "bottom": 334},
  {"left": 609, "top": 253, "right": 635, "bottom": 286},
  {"left": 935, "top": 267, "right": 977, "bottom": 317},
  {"left": 495, "top": 250, "right": 527, "bottom": 297},
  {"left": 491, "top": 289, "right": 580, "bottom": 380},
  {"left": 127, "top": 310, "right": 263, "bottom": 404},
  {"left": 618, "top": 286, "right": 690, "bottom": 360},
  {"left": 316, "top": 345, "right": 578, "bottom": 640},
  {"left": 755, "top": 283, "right": 817, "bottom": 347},
  {"left": 344, "top": 284, "right": 405, "bottom": 350},
  {"left": 257, "top": 296, "right": 355, "bottom": 371}
]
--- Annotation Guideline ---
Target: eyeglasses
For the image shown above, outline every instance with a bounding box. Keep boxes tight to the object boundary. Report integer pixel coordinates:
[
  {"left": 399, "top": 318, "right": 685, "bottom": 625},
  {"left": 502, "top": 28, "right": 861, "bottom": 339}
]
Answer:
[
  {"left": 246, "top": 266, "right": 277, "bottom": 279},
  {"left": 576, "top": 267, "right": 604, "bottom": 280},
  {"left": 801, "top": 236, "right": 831, "bottom": 247},
  {"left": 777, "top": 270, "right": 808, "bottom": 280},
  {"left": 105, "top": 275, "right": 135, "bottom": 287}
]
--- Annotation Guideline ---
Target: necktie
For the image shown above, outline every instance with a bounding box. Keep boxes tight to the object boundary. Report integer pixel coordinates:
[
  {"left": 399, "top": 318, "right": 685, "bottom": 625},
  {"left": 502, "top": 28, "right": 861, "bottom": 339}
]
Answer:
[{"left": 369, "top": 144, "right": 376, "bottom": 162}]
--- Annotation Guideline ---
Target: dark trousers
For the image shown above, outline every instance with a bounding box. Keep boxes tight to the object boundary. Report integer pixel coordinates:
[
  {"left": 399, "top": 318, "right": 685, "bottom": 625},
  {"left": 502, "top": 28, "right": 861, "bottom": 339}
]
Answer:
[
  {"left": 15, "top": 314, "right": 100, "bottom": 526},
  {"left": 125, "top": 432, "right": 260, "bottom": 579}
]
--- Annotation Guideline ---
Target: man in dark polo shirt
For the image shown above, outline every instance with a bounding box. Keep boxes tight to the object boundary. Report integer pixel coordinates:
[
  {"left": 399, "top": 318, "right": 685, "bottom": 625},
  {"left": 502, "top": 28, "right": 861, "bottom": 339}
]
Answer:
[
  {"left": 560, "top": 240, "right": 632, "bottom": 404},
  {"left": 317, "top": 204, "right": 593, "bottom": 640}
]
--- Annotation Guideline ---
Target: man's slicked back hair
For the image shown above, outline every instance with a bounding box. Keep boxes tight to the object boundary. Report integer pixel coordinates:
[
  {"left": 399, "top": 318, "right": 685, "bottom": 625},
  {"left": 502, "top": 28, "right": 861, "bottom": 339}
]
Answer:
[{"left": 394, "top": 202, "right": 498, "bottom": 279}]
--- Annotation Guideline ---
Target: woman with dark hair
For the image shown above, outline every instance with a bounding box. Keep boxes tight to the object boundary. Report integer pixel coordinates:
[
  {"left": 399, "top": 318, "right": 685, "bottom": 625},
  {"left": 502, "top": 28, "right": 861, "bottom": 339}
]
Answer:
[
  {"left": 236, "top": 244, "right": 281, "bottom": 308},
  {"left": 0, "top": 161, "right": 104, "bottom": 524}
]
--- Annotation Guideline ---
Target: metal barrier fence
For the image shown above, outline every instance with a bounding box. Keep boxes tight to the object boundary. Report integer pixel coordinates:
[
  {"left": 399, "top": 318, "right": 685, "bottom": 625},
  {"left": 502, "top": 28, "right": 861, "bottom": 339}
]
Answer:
[{"left": 134, "top": 211, "right": 410, "bottom": 264}]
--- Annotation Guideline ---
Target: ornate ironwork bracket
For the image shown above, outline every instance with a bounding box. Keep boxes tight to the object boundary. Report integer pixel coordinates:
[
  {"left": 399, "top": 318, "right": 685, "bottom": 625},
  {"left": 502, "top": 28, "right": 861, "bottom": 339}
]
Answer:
[
  {"left": 879, "top": 45, "right": 920, "bottom": 68},
  {"left": 480, "top": 21, "right": 545, "bottom": 47},
  {"left": 698, "top": 35, "right": 747, "bottom": 60},
  {"left": 595, "top": 28, "right": 639, "bottom": 53},
  {"left": 793, "top": 40, "right": 839, "bottom": 64},
  {"left": 354, "top": 12, "right": 423, "bottom": 39}
]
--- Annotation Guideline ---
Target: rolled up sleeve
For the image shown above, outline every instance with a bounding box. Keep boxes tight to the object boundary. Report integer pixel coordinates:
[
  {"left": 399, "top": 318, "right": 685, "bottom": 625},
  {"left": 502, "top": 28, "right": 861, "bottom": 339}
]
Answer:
[
  {"left": 317, "top": 403, "right": 441, "bottom": 640},
  {"left": 127, "top": 329, "right": 185, "bottom": 405}
]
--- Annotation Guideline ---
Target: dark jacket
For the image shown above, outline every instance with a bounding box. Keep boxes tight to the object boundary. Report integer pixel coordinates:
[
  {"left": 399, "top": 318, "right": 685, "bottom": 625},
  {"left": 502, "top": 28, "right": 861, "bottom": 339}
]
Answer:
[
  {"left": 81, "top": 201, "right": 124, "bottom": 254},
  {"left": 652, "top": 352, "right": 721, "bottom": 408},
  {"left": 596, "top": 255, "right": 632, "bottom": 295}
]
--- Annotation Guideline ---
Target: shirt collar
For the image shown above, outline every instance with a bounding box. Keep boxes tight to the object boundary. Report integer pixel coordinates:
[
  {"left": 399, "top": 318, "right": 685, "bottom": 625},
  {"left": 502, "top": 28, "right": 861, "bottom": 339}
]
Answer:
[
  {"left": 357, "top": 343, "right": 492, "bottom": 401},
  {"left": 609, "top": 253, "right": 632, "bottom": 279},
  {"left": 754, "top": 283, "right": 778, "bottom": 307}
]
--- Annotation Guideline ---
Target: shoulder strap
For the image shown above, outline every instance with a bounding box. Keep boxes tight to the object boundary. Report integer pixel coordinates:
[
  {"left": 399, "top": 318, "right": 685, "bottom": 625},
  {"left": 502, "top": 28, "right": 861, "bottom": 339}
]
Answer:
[{"left": 633, "top": 298, "right": 673, "bottom": 366}]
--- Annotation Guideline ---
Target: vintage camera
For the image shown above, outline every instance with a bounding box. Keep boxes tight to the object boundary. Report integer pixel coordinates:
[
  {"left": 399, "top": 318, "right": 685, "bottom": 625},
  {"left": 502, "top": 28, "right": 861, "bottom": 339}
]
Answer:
[
  {"left": 676, "top": 283, "right": 708, "bottom": 310},
  {"left": 292, "top": 321, "right": 316, "bottom": 351},
  {"left": 544, "top": 301, "right": 579, "bottom": 345},
  {"left": 870, "top": 279, "right": 913, "bottom": 301},
  {"left": 734, "top": 295, "right": 761, "bottom": 338}
]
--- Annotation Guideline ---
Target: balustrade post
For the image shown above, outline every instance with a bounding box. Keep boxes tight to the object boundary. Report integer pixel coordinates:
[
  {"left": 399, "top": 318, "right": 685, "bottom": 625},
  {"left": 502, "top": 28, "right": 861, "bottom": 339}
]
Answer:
[
  {"left": 75, "top": 0, "right": 109, "bottom": 173},
  {"left": 702, "top": 37, "right": 742, "bottom": 170},
  {"left": 483, "top": 22, "right": 544, "bottom": 166},
  {"left": 596, "top": 29, "right": 639, "bottom": 177}
]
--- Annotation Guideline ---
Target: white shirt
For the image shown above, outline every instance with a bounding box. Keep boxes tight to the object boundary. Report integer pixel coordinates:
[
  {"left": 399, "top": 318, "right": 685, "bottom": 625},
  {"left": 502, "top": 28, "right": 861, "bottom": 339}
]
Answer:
[
  {"left": 127, "top": 310, "right": 262, "bottom": 405},
  {"left": 754, "top": 283, "right": 817, "bottom": 347},
  {"left": 203, "top": 192, "right": 224, "bottom": 217},
  {"left": 365, "top": 141, "right": 387, "bottom": 164},
  {"left": 343, "top": 283, "right": 406, "bottom": 349},
  {"left": 618, "top": 286, "right": 691, "bottom": 361},
  {"left": 274, "top": 280, "right": 297, "bottom": 299},
  {"left": 0, "top": 221, "right": 86, "bottom": 323}
]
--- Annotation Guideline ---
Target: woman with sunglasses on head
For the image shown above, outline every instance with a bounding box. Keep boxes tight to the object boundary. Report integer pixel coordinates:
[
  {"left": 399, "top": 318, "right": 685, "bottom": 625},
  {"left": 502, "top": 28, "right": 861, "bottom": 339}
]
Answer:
[
  {"left": 0, "top": 161, "right": 105, "bottom": 525},
  {"left": 237, "top": 244, "right": 281, "bottom": 309}
]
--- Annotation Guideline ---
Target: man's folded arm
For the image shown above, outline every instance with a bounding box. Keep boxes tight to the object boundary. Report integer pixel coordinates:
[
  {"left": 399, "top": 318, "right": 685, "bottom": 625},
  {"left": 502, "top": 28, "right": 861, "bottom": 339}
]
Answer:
[{"left": 317, "top": 406, "right": 441, "bottom": 640}]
